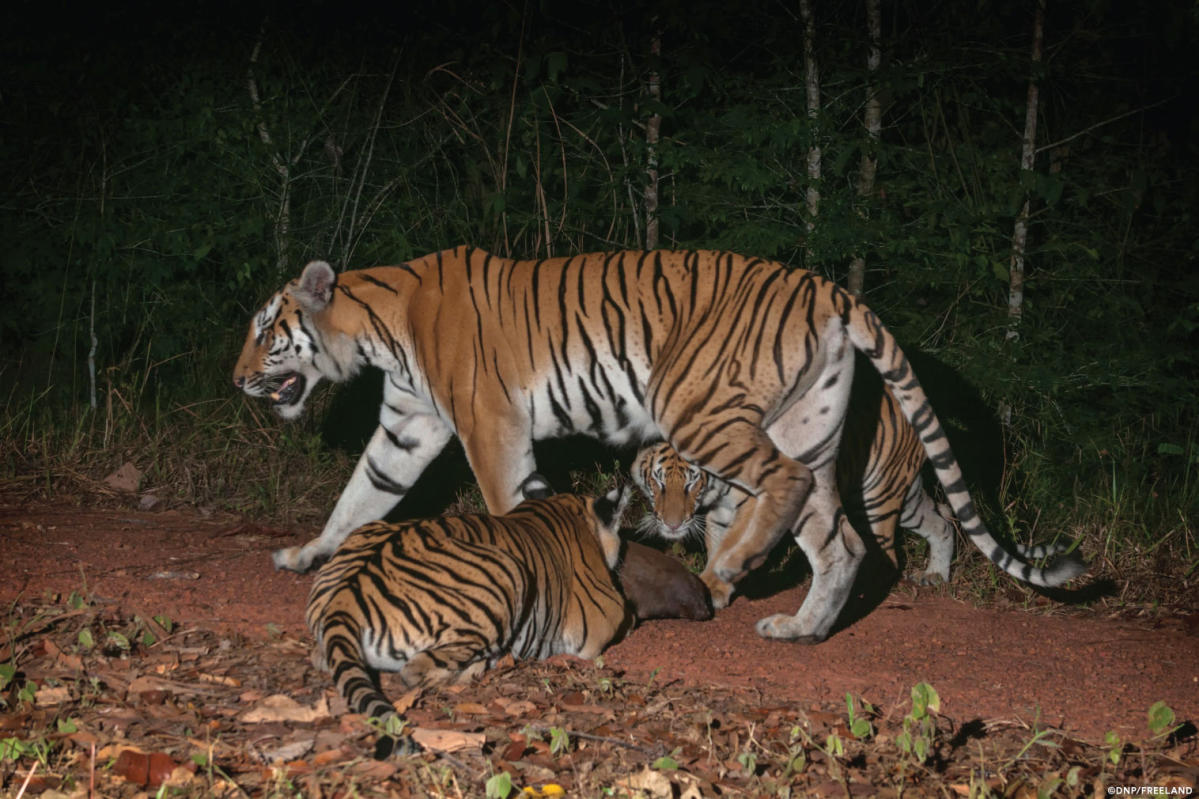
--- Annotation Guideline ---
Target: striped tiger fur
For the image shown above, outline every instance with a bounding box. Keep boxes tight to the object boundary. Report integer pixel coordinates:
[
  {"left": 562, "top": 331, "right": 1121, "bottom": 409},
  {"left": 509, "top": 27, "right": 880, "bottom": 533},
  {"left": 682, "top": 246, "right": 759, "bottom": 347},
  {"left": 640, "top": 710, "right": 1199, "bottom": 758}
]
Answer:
[
  {"left": 236, "top": 247, "right": 1086, "bottom": 642},
  {"left": 304, "top": 477, "right": 631, "bottom": 758},
  {"left": 632, "top": 380, "right": 1074, "bottom": 597}
]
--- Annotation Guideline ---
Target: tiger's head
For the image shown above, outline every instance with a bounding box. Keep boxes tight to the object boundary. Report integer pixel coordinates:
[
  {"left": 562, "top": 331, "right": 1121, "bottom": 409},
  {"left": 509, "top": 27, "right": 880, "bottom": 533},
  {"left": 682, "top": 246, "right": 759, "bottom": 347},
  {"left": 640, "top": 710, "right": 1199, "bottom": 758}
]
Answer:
[
  {"left": 631, "top": 442, "right": 709, "bottom": 541},
  {"left": 233, "top": 260, "right": 353, "bottom": 419},
  {"left": 520, "top": 474, "right": 630, "bottom": 571}
]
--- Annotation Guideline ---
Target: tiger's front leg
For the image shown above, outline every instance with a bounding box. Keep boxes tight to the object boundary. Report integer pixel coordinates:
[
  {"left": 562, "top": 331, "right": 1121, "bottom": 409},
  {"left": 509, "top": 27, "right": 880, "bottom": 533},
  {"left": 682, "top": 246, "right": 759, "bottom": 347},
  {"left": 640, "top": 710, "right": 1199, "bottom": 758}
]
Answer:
[
  {"left": 670, "top": 422, "right": 814, "bottom": 610},
  {"left": 457, "top": 413, "right": 539, "bottom": 514},
  {"left": 272, "top": 413, "right": 453, "bottom": 572},
  {"left": 694, "top": 487, "right": 742, "bottom": 609}
]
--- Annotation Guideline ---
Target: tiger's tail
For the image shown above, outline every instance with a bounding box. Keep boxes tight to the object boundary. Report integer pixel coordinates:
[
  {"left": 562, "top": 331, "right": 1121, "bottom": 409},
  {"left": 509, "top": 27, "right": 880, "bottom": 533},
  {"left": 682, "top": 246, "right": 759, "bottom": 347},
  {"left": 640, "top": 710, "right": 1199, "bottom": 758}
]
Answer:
[
  {"left": 844, "top": 298, "right": 1086, "bottom": 588},
  {"left": 317, "top": 610, "right": 418, "bottom": 759}
]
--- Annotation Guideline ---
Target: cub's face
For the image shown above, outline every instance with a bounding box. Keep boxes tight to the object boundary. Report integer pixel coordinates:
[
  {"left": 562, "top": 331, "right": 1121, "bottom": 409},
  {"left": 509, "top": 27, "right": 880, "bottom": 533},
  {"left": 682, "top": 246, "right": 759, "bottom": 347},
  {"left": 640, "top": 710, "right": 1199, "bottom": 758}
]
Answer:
[
  {"left": 632, "top": 443, "right": 709, "bottom": 540},
  {"left": 232, "top": 261, "right": 337, "bottom": 419}
]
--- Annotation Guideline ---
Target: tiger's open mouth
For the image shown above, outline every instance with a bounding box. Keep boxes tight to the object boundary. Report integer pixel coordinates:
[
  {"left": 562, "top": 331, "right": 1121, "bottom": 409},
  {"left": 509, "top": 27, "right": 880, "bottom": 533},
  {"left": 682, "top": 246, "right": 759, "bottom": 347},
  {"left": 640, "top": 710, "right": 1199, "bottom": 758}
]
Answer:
[{"left": 267, "top": 373, "right": 306, "bottom": 408}]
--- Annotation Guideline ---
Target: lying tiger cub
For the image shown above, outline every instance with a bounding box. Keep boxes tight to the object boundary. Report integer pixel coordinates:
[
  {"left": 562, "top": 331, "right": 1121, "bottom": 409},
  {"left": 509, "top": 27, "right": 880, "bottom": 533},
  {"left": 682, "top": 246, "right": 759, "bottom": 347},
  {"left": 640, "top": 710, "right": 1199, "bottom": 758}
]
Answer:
[{"left": 306, "top": 477, "right": 630, "bottom": 757}]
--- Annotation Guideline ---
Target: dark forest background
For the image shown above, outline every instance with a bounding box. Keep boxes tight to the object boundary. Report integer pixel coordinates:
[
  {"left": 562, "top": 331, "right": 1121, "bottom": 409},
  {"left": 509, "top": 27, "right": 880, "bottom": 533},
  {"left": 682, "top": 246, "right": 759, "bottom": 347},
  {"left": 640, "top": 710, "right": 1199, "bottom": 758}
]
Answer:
[{"left": 2, "top": 0, "right": 1196, "bottom": 576}]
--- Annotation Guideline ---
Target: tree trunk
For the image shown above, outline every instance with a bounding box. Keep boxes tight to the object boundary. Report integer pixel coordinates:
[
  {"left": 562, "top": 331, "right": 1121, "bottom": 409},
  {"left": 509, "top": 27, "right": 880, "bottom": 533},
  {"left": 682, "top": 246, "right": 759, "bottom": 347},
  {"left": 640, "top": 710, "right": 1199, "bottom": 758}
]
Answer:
[
  {"left": 1007, "top": 0, "right": 1045, "bottom": 343},
  {"left": 799, "top": 0, "right": 821, "bottom": 255},
  {"left": 847, "top": 0, "right": 882, "bottom": 297},
  {"left": 645, "top": 33, "right": 662, "bottom": 250}
]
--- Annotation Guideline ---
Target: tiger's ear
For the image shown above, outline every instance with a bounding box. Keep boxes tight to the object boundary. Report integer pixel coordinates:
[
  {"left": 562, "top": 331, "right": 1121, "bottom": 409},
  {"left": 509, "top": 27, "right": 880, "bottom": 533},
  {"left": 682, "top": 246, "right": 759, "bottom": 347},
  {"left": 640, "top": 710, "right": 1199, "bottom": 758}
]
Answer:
[
  {"left": 295, "top": 260, "right": 337, "bottom": 312},
  {"left": 592, "top": 484, "right": 630, "bottom": 529}
]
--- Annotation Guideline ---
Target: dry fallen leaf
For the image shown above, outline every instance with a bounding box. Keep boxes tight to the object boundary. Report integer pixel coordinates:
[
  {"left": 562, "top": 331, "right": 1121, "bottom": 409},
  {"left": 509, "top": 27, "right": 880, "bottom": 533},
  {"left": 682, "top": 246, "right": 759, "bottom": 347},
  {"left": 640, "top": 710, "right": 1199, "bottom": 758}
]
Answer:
[
  {"left": 410, "top": 727, "right": 487, "bottom": 753},
  {"left": 113, "top": 749, "right": 178, "bottom": 788},
  {"left": 240, "top": 694, "right": 330, "bottom": 723},
  {"left": 35, "top": 685, "right": 72, "bottom": 706},
  {"left": 262, "top": 737, "right": 315, "bottom": 763},
  {"left": 616, "top": 766, "right": 673, "bottom": 798}
]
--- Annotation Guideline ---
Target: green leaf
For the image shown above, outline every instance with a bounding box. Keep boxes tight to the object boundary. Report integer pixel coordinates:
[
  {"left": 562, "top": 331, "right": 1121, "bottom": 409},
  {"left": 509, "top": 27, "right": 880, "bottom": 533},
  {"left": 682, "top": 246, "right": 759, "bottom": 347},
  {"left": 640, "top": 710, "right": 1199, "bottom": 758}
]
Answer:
[
  {"left": 57, "top": 717, "right": 78, "bottom": 734},
  {"left": 0, "top": 663, "right": 15, "bottom": 691},
  {"left": 78, "top": 629, "right": 95, "bottom": 651},
  {"left": 1147, "top": 701, "right": 1175, "bottom": 735},
  {"left": 1104, "top": 731, "right": 1122, "bottom": 765},
  {"left": 549, "top": 726, "right": 570, "bottom": 756},
  {"left": 652, "top": 754, "right": 680, "bottom": 770},
  {"left": 911, "top": 683, "right": 940, "bottom": 717},
  {"left": 485, "top": 771, "right": 513, "bottom": 799},
  {"left": 106, "top": 632, "right": 131, "bottom": 651},
  {"left": 850, "top": 718, "right": 873, "bottom": 739}
]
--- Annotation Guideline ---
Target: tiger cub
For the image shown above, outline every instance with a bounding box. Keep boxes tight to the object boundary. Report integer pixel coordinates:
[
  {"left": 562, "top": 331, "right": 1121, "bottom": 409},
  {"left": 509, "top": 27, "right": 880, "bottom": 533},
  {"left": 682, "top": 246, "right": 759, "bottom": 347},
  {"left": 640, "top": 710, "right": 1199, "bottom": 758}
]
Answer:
[
  {"left": 305, "top": 478, "right": 631, "bottom": 758},
  {"left": 633, "top": 384, "right": 1073, "bottom": 601}
]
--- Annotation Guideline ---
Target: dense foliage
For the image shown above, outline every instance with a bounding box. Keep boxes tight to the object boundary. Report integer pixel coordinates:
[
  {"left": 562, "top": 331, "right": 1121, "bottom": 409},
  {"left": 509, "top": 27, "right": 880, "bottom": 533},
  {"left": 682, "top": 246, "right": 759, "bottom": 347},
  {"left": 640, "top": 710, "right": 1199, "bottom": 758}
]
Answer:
[{"left": 2, "top": 0, "right": 1196, "bottom": 541}]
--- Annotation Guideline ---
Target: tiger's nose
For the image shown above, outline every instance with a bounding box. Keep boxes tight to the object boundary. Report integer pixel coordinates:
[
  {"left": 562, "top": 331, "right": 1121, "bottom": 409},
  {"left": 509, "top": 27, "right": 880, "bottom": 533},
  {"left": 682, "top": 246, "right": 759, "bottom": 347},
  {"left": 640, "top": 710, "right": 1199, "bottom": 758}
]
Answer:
[{"left": 233, "top": 375, "right": 245, "bottom": 389}]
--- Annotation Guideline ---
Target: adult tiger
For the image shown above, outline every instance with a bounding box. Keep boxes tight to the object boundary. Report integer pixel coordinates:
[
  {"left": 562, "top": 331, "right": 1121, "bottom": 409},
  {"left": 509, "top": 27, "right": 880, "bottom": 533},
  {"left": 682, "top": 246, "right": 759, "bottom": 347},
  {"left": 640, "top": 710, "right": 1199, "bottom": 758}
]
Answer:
[
  {"left": 632, "top": 386, "right": 1073, "bottom": 600},
  {"left": 235, "top": 247, "right": 1085, "bottom": 642},
  {"left": 305, "top": 476, "right": 630, "bottom": 758}
]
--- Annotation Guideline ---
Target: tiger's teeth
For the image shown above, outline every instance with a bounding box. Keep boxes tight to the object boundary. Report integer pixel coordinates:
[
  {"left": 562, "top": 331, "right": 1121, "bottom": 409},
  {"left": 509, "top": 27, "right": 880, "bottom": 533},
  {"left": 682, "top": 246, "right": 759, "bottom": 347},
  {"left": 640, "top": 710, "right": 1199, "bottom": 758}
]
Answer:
[{"left": 270, "top": 376, "right": 297, "bottom": 401}]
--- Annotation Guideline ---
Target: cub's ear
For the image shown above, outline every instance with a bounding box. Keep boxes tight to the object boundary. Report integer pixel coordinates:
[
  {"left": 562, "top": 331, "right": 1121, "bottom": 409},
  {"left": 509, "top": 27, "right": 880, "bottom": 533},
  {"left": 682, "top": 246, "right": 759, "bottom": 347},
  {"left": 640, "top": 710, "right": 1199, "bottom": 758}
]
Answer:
[
  {"left": 295, "top": 260, "right": 337, "bottom": 311},
  {"left": 519, "top": 473, "right": 554, "bottom": 500},
  {"left": 593, "top": 484, "right": 631, "bottom": 529}
]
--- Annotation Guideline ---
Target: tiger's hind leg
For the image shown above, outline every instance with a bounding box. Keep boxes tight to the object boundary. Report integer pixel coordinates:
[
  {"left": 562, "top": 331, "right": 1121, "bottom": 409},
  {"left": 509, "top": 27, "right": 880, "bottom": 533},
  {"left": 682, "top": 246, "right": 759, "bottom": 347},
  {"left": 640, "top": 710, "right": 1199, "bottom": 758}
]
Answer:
[
  {"left": 399, "top": 643, "right": 492, "bottom": 689},
  {"left": 897, "top": 480, "right": 955, "bottom": 585},
  {"left": 753, "top": 462, "right": 867, "bottom": 643}
]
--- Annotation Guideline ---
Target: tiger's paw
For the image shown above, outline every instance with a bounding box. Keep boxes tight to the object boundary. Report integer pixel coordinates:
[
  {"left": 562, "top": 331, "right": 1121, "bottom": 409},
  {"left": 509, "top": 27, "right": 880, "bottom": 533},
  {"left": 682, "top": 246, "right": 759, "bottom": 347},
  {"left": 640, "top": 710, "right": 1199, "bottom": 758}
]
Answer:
[
  {"left": 272, "top": 545, "right": 322, "bottom": 573},
  {"left": 907, "top": 569, "right": 947, "bottom": 587},
  {"left": 754, "top": 613, "right": 827, "bottom": 644},
  {"left": 700, "top": 571, "right": 735, "bottom": 610}
]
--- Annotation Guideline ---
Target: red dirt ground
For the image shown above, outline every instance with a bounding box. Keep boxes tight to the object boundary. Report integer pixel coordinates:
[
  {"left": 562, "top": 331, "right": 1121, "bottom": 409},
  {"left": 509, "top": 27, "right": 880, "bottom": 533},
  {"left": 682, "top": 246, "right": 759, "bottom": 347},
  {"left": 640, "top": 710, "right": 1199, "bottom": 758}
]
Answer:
[{"left": 3, "top": 501, "right": 1196, "bottom": 744}]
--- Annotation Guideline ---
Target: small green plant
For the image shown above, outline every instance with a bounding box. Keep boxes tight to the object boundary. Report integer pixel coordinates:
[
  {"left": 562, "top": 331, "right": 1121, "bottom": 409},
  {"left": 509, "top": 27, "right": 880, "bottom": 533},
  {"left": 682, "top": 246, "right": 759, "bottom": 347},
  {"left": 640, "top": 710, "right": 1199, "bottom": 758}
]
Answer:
[
  {"left": 105, "top": 631, "right": 131, "bottom": 654},
  {"left": 845, "top": 692, "right": 874, "bottom": 739},
  {"left": 736, "top": 749, "right": 758, "bottom": 775},
  {"left": 0, "top": 662, "right": 15, "bottom": 695},
  {"left": 1147, "top": 700, "right": 1179, "bottom": 739},
  {"left": 652, "top": 748, "right": 681, "bottom": 770},
  {"left": 895, "top": 682, "right": 940, "bottom": 764},
  {"left": 77, "top": 628, "right": 95, "bottom": 651},
  {"left": 548, "top": 726, "right": 570, "bottom": 756},
  {"left": 825, "top": 731, "right": 844, "bottom": 758},
  {"left": 783, "top": 725, "right": 810, "bottom": 778},
  {"left": 0, "top": 735, "right": 53, "bottom": 766},
  {"left": 485, "top": 770, "right": 514, "bottom": 799}
]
